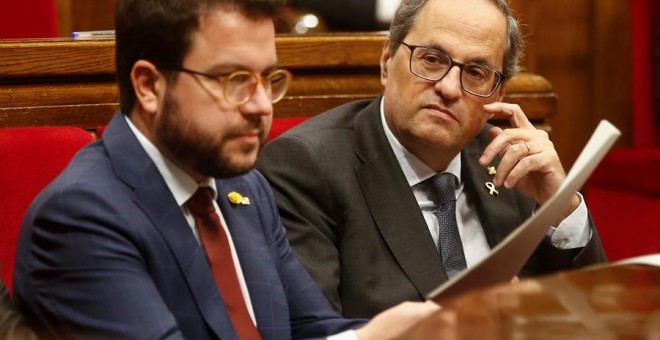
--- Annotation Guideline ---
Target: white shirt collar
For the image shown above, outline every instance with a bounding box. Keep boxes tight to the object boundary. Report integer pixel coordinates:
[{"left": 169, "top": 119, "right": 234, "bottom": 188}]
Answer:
[
  {"left": 124, "top": 115, "right": 217, "bottom": 205},
  {"left": 379, "top": 97, "right": 462, "bottom": 187}
]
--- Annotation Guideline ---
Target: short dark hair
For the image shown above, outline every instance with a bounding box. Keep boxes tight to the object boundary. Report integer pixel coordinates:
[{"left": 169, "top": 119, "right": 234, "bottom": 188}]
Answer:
[
  {"left": 116, "top": 0, "right": 285, "bottom": 114},
  {"left": 388, "top": 0, "right": 524, "bottom": 78}
]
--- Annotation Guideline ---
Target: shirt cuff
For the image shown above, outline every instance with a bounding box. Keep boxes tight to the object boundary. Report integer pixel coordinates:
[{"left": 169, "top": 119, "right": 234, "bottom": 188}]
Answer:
[
  {"left": 328, "top": 330, "right": 358, "bottom": 340},
  {"left": 546, "top": 192, "right": 591, "bottom": 249}
]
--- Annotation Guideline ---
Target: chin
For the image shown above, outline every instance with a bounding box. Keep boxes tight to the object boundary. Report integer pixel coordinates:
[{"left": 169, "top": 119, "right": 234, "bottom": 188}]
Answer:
[
  {"left": 224, "top": 153, "right": 259, "bottom": 176},
  {"left": 232, "top": 156, "right": 258, "bottom": 173}
]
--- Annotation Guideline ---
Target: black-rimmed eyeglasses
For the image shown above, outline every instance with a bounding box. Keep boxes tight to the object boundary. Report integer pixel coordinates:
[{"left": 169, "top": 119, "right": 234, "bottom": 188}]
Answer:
[
  {"left": 161, "top": 67, "right": 292, "bottom": 106},
  {"left": 401, "top": 42, "right": 505, "bottom": 98}
]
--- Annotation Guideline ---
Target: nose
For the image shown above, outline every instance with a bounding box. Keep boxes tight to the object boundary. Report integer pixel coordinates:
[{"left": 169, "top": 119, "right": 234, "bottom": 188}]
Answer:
[
  {"left": 240, "top": 81, "right": 273, "bottom": 117},
  {"left": 434, "top": 65, "right": 463, "bottom": 100}
]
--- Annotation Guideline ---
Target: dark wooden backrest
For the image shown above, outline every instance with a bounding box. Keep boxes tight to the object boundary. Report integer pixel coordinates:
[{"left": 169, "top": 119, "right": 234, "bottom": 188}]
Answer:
[{"left": 0, "top": 33, "right": 556, "bottom": 133}]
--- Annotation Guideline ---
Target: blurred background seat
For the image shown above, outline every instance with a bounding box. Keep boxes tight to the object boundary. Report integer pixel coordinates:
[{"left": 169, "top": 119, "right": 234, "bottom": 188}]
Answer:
[
  {"left": 0, "top": 127, "right": 94, "bottom": 292},
  {"left": 0, "top": 0, "right": 58, "bottom": 39},
  {"left": 583, "top": 0, "right": 660, "bottom": 262},
  {"left": 584, "top": 150, "right": 660, "bottom": 261}
]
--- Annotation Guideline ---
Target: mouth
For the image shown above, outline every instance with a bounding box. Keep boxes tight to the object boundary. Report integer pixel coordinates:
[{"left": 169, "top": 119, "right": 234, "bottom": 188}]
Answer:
[
  {"left": 225, "top": 125, "right": 263, "bottom": 144},
  {"left": 422, "top": 104, "right": 459, "bottom": 123},
  {"left": 236, "top": 130, "right": 261, "bottom": 143}
]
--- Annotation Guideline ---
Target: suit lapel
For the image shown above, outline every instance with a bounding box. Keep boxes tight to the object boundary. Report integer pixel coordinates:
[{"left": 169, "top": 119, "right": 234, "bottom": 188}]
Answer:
[
  {"left": 213, "top": 178, "right": 284, "bottom": 334},
  {"left": 461, "top": 127, "right": 526, "bottom": 248},
  {"left": 103, "top": 112, "right": 235, "bottom": 339},
  {"left": 354, "top": 99, "right": 448, "bottom": 297}
]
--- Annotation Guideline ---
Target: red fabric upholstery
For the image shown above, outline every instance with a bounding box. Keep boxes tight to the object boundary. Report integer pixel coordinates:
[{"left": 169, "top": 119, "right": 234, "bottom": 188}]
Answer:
[
  {"left": 584, "top": 149, "right": 660, "bottom": 261},
  {"left": 96, "top": 125, "right": 107, "bottom": 139},
  {"left": 266, "top": 117, "right": 309, "bottom": 142},
  {"left": 631, "top": 0, "right": 660, "bottom": 148},
  {"left": 0, "top": 1, "right": 58, "bottom": 39},
  {"left": 0, "top": 127, "right": 94, "bottom": 292},
  {"left": 583, "top": 0, "right": 660, "bottom": 261}
]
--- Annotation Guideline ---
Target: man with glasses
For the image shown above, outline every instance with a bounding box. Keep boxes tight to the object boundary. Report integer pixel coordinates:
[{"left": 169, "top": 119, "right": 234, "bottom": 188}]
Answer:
[
  {"left": 12, "top": 0, "right": 443, "bottom": 338},
  {"left": 257, "top": 0, "right": 607, "bottom": 319}
]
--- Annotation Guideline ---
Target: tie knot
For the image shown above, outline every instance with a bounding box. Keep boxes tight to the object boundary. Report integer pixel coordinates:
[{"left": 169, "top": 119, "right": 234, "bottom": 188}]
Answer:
[
  {"left": 186, "top": 187, "right": 215, "bottom": 216},
  {"left": 427, "top": 173, "right": 458, "bottom": 205}
]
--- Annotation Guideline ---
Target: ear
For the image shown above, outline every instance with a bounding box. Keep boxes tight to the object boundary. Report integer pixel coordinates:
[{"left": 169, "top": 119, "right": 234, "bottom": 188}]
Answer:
[
  {"left": 130, "top": 60, "right": 166, "bottom": 115},
  {"left": 485, "top": 85, "right": 507, "bottom": 120},
  {"left": 495, "top": 82, "right": 506, "bottom": 102},
  {"left": 380, "top": 41, "right": 392, "bottom": 86}
]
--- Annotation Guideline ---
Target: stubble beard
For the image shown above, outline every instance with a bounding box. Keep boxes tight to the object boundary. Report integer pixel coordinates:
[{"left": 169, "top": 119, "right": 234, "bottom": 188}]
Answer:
[{"left": 157, "top": 91, "right": 260, "bottom": 179}]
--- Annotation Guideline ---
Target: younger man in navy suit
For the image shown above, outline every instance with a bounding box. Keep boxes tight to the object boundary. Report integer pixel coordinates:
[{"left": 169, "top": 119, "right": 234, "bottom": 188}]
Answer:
[{"left": 13, "top": 0, "right": 440, "bottom": 338}]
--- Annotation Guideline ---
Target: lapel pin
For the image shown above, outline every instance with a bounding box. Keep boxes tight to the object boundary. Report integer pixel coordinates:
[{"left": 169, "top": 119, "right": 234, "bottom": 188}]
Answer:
[
  {"left": 228, "top": 191, "right": 250, "bottom": 205},
  {"left": 485, "top": 182, "right": 499, "bottom": 196},
  {"left": 485, "top": 166, "right": 498, "bottom": 196}
]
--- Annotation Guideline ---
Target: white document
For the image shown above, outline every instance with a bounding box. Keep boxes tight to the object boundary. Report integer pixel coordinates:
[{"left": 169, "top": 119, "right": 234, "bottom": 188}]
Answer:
[
  {"left": 427, "top": 120, "right": 621, "bottom": 303},
  {"left": 614, "top": 254, "right": 660, "bottom": 267}
]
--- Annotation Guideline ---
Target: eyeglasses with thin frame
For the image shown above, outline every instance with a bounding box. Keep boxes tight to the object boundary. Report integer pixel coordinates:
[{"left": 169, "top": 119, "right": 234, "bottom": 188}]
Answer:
[
  {"left": 401, "top": 42, "right": 506, "bottom": 98},
  {"left": 161, "top": 67, "right": 292, "bottom": 106}
]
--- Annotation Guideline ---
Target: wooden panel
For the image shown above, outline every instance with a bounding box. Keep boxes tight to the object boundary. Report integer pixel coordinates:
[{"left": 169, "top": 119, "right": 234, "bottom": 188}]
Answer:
[
  {"left": 56, "top": 0, "right": 115, "bottom": 38},
  {"left": 50, "top": 0, "right": 635, "bottom": 168},
  {"left": 509, "top": 0, "right": 632, "bottom": 168},
  {"left": 70, "top": 0, "right": 115, "bottom": 34},
  {"left": 0, "top": 34, "right": 556, "bottom": 134},
  {"left": 592, "top": 0, "right": 632, "bottom": 146},
  {"left": 276, "top": 34, "right": 386, "bottom": 68},
  {"left": 0, "top": 40, "right": 115, "bottom": 78},
  {"left": 0, "top": 106, "right": 116, "bottom": 129},
  {"left": 56, "top": 0, "right": 72, "bottom": 38},
  {"left": 0, "top": 82, "right": 117, "bottom": 107}
]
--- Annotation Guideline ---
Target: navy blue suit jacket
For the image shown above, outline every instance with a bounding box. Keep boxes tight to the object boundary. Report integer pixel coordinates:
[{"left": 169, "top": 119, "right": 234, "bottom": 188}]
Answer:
[{"left": 13, "top": 112, "right": 363, "bottom": 339}]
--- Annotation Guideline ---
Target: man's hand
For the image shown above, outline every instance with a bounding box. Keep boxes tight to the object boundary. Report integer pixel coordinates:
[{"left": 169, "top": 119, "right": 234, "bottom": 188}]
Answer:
[{"left": 478, "top": 102, "right": 580, "bottom": 217}]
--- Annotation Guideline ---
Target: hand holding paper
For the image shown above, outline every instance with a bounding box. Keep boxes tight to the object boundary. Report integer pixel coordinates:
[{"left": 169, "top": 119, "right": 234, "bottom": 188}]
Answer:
[
  {"left": 428, "top": 120, "right": 621, "bottom": 303},
  {"left": 481, "top": 102, "right": 577, "bottom": 214}
]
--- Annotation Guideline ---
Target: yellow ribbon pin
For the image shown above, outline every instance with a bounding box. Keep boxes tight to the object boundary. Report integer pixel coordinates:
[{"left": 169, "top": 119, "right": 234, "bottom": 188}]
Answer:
[{"left": 227, "top": 191, "right": 249, "bottom": 205}]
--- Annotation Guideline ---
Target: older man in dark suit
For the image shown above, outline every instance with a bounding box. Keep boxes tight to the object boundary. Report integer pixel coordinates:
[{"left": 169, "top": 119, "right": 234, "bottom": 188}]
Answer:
[{"left": 257, "top": 0, "right": 607, "bottom": 319}]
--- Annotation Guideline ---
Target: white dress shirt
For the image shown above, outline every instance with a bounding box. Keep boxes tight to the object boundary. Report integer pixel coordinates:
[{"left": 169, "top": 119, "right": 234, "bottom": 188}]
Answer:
[{"left": 378, "top": 98, "right": 591, "bottom": 268}]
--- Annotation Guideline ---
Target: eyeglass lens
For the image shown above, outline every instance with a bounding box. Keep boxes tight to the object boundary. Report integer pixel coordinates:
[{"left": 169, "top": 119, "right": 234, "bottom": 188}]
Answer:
[
  {"left": 410, "top": 46, "right": 500, "bottom": 97},
  {"left": 224, "top": 70, "right": 291, "bottom": 105}
]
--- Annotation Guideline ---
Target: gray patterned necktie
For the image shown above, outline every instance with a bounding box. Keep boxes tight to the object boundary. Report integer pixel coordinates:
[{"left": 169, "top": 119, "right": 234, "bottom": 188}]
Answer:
[{"left": 428, "top": 173, "right": 467, "bottom": 279}]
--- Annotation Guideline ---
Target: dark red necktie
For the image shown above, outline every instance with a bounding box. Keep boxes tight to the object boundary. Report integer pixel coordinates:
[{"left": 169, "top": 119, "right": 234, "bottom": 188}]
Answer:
[{"left": 186, "top": 187, "right": 261, "bottom": 340}]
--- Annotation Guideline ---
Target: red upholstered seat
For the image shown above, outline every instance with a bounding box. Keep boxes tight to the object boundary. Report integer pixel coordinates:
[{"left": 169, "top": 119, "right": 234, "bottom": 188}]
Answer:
[
  {"left": 0, "top": 1, "right": 58, "bottom": 39},
  {"left": 584, "top": 149, "right": 660, "bottom": 261},
  {"left": 0, "top": 127, "right": 94, "bottom": 292},
  {"left": 96, "top": 125, "right": 107, "bottom": 139},
  {"left": 266, "top": 117, "right": 309, "bottom": 142},
  {"left": 584, "top": 0, "right": 660, "bottom": 262}
]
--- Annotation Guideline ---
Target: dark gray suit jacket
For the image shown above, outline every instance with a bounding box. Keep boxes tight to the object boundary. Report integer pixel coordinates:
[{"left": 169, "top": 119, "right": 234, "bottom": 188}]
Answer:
[{"left": 257, "top": 97, "right": 607, "bottom": 318}]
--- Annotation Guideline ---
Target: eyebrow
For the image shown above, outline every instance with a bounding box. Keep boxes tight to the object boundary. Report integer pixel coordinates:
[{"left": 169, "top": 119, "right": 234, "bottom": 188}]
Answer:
[
  {"left": 421, "top": 43, "right": 496, "bottom": 69},
  {"left": 205, "top": 63, "right": 281, "bottom": 76}
]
